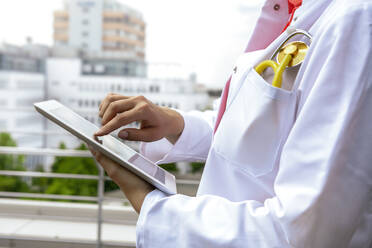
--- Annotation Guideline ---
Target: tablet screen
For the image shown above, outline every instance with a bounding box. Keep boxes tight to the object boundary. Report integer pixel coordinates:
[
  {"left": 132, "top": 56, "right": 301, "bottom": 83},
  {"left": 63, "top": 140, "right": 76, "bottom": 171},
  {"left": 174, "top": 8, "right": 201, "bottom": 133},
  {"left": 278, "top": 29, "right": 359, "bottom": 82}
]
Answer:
[{"left": 50, "top": 106, "right": 166, "bottom": 183}]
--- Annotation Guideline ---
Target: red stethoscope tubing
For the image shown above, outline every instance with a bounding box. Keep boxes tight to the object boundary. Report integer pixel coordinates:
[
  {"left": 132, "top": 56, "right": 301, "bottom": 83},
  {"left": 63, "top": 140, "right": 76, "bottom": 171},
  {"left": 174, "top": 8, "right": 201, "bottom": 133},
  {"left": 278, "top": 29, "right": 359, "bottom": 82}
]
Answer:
[{"left": 213, "top": 0, "right": 302, "bottom": 134}]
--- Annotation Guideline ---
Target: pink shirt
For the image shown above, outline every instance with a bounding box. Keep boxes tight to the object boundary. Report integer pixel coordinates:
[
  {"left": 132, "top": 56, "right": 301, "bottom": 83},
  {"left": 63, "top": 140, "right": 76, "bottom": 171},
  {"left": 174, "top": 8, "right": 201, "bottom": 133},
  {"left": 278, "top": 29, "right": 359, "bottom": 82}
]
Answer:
[{"left": 214, "top": 0, "right": 292, "bottom": 133}]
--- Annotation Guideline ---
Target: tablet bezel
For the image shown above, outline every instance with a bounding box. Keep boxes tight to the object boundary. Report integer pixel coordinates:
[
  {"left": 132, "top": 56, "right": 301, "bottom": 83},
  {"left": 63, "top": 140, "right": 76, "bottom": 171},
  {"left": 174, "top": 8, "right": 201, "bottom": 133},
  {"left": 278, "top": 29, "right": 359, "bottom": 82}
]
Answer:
[{"left": 34, "top": 100, "right": 177, "bottom": 195}]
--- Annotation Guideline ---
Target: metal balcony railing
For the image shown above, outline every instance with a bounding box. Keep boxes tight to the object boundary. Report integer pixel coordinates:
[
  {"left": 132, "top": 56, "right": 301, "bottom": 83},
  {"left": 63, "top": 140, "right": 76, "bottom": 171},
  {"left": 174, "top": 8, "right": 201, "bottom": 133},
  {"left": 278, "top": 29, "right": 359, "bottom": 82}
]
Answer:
[{"left": 0, "top": 146, "right": 200, "bottom": 248}]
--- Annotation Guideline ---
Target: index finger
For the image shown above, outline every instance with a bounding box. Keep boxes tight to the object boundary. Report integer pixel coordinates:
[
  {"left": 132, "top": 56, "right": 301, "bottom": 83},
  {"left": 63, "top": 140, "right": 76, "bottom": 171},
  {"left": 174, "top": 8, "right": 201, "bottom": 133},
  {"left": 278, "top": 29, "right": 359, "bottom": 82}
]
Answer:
[
  {"left": 99, "top": 94, "right": 130, "bottom": 117},
  {"left": 95, "top": 108, "right": 141, "bottom": 136},
  {"left": 101, "top": 99, "right": 135, "bottom": 125}
]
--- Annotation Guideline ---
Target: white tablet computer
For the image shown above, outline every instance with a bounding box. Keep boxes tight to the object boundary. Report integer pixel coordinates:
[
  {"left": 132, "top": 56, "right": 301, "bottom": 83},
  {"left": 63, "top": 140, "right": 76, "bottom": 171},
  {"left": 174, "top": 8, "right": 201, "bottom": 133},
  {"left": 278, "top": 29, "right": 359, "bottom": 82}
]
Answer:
[{"left": 34, "top": 100, "right": 177, "bottom": 195}]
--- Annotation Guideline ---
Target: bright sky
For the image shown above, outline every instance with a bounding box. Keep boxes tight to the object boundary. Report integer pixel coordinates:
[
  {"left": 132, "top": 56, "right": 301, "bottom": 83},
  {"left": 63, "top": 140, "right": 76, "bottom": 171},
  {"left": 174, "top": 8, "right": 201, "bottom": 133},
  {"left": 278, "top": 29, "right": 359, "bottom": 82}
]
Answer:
[{"left": 0, "top": 0, "right": 263, "bottom": 87}]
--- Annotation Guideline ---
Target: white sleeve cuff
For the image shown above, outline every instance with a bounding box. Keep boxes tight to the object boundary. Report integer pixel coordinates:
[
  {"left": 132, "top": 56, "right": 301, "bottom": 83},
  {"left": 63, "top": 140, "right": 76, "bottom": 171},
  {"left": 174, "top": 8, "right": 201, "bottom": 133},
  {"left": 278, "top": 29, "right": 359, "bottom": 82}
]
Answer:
[
  {"left": 139, "top": 111, "right": 213, "bottom": 164},
  {"left": 136, "top": 189, "right": 168, "bottom": 248}
]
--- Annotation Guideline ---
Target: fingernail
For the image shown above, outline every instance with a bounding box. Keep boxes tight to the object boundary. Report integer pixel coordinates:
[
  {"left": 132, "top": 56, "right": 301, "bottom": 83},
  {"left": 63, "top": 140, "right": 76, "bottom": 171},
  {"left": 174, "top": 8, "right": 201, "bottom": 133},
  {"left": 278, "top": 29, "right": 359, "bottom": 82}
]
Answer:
[
  {"left": 119, "top": 131, "right": 128, "bottom": 139},
  {"left": 95, "top": 130, "right": 102, "bottom": 136}
]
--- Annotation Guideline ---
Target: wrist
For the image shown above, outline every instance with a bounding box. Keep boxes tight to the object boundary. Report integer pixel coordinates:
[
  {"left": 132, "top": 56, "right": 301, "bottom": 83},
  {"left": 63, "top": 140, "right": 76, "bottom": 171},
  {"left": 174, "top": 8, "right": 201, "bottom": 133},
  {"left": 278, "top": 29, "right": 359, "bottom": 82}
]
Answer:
[
  {"left": 123, "top": 184, "right": 154, "bottom": 213},
  {"left": 164, "top": 108, "right": 184, "bottom": 144}
]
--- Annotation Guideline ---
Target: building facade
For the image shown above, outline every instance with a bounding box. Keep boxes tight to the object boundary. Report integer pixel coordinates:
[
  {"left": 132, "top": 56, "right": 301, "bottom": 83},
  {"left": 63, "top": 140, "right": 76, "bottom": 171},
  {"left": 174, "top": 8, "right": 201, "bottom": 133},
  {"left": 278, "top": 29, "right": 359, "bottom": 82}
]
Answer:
[
  {"left": 0, "top": 43, "right": 47, "bottom": 168},
  {"left": 54, "top": 0, "right": 145, "bottom": 54},
  {"left": 0, "top": 43, "right": 47, "bottom": 147},
  {"left": 54, "top": 0, "right": 146, "bottom": 78}
]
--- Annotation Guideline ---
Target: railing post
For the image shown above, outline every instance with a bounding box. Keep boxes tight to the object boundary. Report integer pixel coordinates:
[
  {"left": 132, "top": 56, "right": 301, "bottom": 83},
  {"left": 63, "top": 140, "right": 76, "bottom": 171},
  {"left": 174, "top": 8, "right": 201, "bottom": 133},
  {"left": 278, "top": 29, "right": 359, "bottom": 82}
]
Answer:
[{"left": 96, "top": 162, "right": 105, "bottom": 248}]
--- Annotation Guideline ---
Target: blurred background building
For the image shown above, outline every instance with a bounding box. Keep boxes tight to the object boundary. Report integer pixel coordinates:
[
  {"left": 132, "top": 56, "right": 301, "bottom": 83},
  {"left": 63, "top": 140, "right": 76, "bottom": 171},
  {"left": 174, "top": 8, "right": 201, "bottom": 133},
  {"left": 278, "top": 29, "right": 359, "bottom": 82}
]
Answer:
[
  {"left": 54, "top": 0, "right": 146, "bottom": 77},
  {"left": 0, "top": 0, "right": 210, "bottom": 156}
]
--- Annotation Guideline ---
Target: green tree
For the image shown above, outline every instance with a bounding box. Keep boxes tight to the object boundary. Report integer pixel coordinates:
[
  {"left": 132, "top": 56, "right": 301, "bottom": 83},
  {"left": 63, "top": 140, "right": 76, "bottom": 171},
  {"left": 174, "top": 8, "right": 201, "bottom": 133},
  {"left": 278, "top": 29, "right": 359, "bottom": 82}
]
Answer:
[
  {"left": 0, "top": 132, "right": 25, "bottom": 170},
  {"left": 0, "top": 132, "right": 29, "bottom": 192},
  {"left": 31, "top": 165, "right": 49, "bottom": 193},
  {"left": 45, "top": 143, "right": 99, "bottom": 197},
  {"left": 44, "top": 142, "right": 119, "bottom": 199},
  {"left": 159, "top": 162, "right": 178, "bottom": 173},
  {"left": 190, "top": 162, "right": 205, "bottom": 174}
]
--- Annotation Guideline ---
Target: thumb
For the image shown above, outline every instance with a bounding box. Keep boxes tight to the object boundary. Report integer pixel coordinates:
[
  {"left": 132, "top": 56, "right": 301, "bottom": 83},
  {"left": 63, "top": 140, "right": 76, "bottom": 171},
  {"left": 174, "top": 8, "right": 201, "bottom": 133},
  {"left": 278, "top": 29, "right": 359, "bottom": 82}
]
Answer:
[{"left": 118, "top": 128, "right": 160, "bottom": 142}]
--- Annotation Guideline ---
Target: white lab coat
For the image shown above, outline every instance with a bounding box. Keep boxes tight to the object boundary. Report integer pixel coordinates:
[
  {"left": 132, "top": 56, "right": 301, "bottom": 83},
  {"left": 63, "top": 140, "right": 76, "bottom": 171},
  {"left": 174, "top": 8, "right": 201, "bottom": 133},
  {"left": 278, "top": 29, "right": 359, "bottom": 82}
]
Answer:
[{"left": 136, "top": 0, "right": 372, "bottom": 247}]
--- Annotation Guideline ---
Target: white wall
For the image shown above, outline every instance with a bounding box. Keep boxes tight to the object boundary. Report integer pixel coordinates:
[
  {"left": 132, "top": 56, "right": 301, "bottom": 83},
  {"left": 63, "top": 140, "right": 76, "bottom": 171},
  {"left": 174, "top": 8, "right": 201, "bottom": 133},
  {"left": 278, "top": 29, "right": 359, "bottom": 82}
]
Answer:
[
  {"left": 0, "top": 71, "right": 45, "bottom": 148},
  {"left": 68, "top": 0, "right": 103, "bottom": 52}
]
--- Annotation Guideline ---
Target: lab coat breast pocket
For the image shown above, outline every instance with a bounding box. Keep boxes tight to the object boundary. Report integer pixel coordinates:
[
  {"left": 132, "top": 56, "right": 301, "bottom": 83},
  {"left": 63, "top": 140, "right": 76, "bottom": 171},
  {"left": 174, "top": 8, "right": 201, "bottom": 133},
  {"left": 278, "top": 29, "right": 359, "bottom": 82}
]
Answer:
[{"left": 213, "top": 67, "right": 299, "bottom": 177}]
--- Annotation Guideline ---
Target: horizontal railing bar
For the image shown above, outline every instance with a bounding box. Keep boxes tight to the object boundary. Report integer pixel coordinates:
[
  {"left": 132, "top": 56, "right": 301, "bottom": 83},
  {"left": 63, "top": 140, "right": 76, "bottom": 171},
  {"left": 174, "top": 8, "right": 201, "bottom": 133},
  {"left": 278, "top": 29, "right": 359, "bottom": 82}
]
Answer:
[
  {"left": 0, "top": 236, "right": 136, "bottom": 247},
  {"left": 0, "top": 107, "right": 99, "bottom": 114},
  {"left": 176, "top": 179, "right": 200, "bottom": 185},
  {"left": 0, "top": 170, "right": 200, "bottom": 185},
  {"left": 0, "top": 147, "right": 201, "bottom": 185},
  {"left": 0, "top": 192, "right": 98, "bottom": 201},
  {"left": 0, "top": 170, "right": 112, "bottom": 181},
  {"left": 0, "top": 129, "right": 71, "bottom": 136},
  {"left": 0, "top": 191, "right": 130, "bottom": 204},
  {"left": 0, "top": 146, "right": 92, "bottom": 157},
  {"left": 0, "top": 213, "right": 136, "bottom": 225}
]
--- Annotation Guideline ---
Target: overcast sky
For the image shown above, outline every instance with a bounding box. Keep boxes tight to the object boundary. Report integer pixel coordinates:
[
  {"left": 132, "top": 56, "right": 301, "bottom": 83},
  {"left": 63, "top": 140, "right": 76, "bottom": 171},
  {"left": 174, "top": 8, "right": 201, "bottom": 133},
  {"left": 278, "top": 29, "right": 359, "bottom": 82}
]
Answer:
[{"left": 0, "top": 0, "right": 262, "bottom": 87}]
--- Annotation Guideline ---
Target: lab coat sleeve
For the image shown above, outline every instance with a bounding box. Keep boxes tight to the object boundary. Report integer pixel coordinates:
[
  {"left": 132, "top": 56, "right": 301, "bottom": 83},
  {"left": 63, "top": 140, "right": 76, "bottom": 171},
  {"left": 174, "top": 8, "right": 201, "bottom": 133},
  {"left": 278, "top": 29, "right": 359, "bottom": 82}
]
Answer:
[
  {"left": 136, "top": 4, "right": 372, "bottom": 248},
  {"left": 139, "top": 109, "right": 217, "bottom": 164}
]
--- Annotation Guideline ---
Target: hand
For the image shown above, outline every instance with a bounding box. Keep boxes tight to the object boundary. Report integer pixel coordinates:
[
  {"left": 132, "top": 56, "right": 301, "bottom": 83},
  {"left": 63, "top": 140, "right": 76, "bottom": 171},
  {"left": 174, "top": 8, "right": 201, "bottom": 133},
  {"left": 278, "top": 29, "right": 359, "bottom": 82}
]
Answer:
[
  {"left": 89, "top": 146, "right": 154, "bottom": 213},
  {"left": 95, "top": 93, "right": 184, "bottom": 144}
]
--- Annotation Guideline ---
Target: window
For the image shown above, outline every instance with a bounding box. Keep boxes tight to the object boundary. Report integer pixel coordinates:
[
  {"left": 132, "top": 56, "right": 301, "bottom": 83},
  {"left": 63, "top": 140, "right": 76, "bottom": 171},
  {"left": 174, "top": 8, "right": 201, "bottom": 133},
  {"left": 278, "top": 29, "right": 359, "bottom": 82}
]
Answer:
[
  {"left": 82, "top": 31, "right": 89, "bottom": 37},
  {"left": 16, "top": 115, "right": 41, "bottom": 127},
  {"left": 0, "top": 79, "right": 9, "bottom": 89},
  {"left": 55, "top": 28, "right": 67, "bottom": 34},
  {"left": 56, "top": 17, "right": 68, "bottom": 22},
  {"left": 16, "top": 98, "right": 43, "bottom": 107},
  {"left": 0, "top": 119, "right": 7, "bottom": 129},
  {"left": 56, "top": 40, "right": 67, "bottom": 46},
  {"left": 82, "top": 64, "right": 93, "bottom": 73},
  {"left": 82, "top": 19, "right": 89, "bottom": 25}
]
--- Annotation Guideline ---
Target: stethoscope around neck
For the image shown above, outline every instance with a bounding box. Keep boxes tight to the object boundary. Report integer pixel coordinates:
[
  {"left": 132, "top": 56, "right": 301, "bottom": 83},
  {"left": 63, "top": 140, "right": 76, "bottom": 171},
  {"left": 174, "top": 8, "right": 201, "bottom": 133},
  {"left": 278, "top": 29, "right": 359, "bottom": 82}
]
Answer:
[{"left": 255, "top": 29, "right": 312, "bottom": 88}]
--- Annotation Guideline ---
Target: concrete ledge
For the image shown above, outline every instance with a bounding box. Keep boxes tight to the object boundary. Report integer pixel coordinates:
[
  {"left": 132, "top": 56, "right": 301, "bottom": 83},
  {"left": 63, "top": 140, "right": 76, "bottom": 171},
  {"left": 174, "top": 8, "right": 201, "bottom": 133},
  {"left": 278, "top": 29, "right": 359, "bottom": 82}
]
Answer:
[
  {"left": 0, "top": 198, "right": 138, "bottom": 224},
  {"left": 0, "top": 198, "right": 137, "bottom": 247}
]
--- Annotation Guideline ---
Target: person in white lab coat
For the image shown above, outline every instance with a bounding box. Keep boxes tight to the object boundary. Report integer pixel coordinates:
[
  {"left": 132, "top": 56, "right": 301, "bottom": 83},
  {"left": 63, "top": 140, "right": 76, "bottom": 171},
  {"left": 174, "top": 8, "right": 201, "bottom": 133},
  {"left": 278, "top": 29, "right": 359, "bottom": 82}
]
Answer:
[{"left": 90, "top": 0, "right": 372, "bottom": 247}]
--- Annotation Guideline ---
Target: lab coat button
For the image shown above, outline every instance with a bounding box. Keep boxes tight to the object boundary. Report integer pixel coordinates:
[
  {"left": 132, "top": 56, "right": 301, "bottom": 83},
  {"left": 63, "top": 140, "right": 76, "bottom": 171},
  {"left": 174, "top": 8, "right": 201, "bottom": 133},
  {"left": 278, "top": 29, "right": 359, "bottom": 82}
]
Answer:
[
  {"left": 233, "top": 66, "right": 237, "bottom": 73},
  {"left": 274, "top": 4, "right": 280, "bottom": 11}
]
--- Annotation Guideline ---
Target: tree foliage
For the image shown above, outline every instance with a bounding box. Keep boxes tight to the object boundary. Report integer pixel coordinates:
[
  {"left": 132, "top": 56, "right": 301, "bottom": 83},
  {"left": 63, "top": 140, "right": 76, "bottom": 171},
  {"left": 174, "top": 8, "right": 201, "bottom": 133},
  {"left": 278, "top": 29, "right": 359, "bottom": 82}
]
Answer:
[
  {"left": 44, "top": 142, "right": 119, "bottom": 198},
  {"left": 0, "top": 132, "right": 29, "bottom": 192},
  {"left": 159, "top": 162, "right": 178, "bottom": 172},
  {"left": 45, "top": 143, "right": 99, "bottom": 197},
  {"left": 190, "top": 162, "right": 205, "bottom": 174}
]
